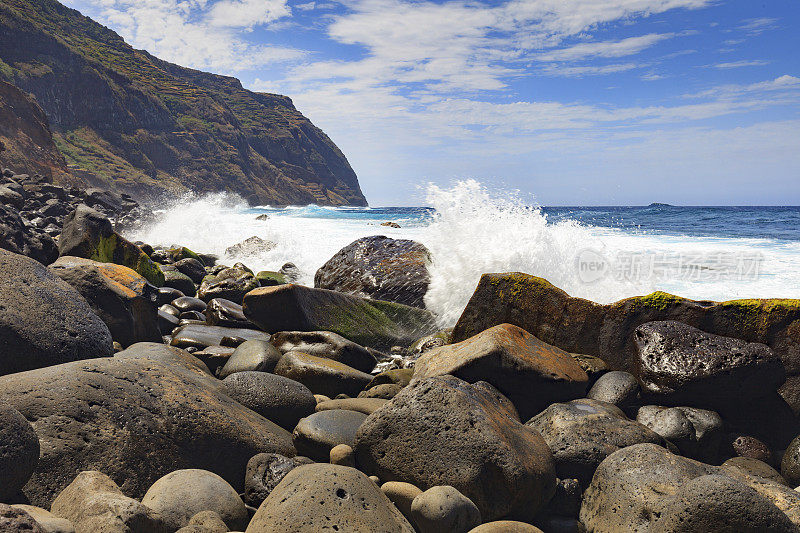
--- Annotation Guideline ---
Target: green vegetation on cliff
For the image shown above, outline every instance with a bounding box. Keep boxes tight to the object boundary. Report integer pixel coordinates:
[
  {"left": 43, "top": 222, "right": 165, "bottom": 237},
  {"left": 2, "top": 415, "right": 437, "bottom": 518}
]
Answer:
[{"left": 0, "top": 0, "right": 367, "bottom": 206}]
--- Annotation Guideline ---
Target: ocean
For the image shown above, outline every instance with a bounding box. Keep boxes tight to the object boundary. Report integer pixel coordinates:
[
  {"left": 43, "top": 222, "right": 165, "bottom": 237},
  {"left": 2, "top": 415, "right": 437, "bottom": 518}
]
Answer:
[{"left": 127, "top": 180, "right": 800, "bottom": 327}]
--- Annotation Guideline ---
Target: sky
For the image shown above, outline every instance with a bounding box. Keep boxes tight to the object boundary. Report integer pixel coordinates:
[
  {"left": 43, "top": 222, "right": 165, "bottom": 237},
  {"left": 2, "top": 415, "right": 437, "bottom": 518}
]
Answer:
[{"left": 61, "top": 0, "right": 800, "bottom": 206}]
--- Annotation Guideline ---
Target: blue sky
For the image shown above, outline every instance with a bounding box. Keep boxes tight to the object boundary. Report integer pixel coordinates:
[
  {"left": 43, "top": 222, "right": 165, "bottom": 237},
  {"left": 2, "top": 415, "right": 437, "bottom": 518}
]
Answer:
[{"left": 62, "top": 0, "right": 799, "bottom": 206}]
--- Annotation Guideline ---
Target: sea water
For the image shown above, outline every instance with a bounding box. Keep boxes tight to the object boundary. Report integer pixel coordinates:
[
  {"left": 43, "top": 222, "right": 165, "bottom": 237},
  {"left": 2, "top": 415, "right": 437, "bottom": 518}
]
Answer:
[{"left": 128, "top": 180, "right": 800, "bottom": 327}]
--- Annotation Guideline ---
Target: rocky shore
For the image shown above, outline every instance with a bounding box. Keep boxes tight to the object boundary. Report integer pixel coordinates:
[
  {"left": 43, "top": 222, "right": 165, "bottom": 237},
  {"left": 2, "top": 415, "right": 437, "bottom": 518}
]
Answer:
[{"left": 2, "top": 168, "right": 800, "bottom": 532}]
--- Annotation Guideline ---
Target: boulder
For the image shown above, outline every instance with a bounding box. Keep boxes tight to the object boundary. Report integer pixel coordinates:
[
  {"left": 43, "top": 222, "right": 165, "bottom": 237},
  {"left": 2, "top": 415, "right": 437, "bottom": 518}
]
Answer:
[
  {"left": 412, "top": 323, "right": 588, "bottom": 420},
  {"left": 198, "top": 264, "right": 259, "bottom": 304},
  {"left": 173, "top": 258, "right": 206, "bottom": 284},
  {"left": 114, "top": 342, "right": 212, "bottom": 375},
  {"left": 0, "top": 249, "right": 113, "bottom": 375},
  {"left": 526, "top": 399, "right": 664, "bottom": 486},
  {"left": 0, "top": 504, "right": 46, "bottom": 532},
  {"left": 782, "top": 435, "right": 800, "bottom": 487},
  {"left": 381, "top": 481, "right": 421, "bottom": 523},
  {"left": 141, "top": 469, "right": 248, "bottom": 531},
  {"left": 170, "top": 323, "right": 270, "bottom": 350},
  {"left": 10, "top": 505, "right": 74, "bottom": 533},
  {"left": 0, "top": 356, "right": 294, "bottom": 507},
  {"left": 468, "top": 522, "right": 543, "bottom": 533},
  {"left": 330, "top": 443, "right": 356, "bottom": 467},
  {"left": 274, "top": 352, "right": 373, "bottom": 398},
  {"left": 637, "top": 405, "right": 724, "bottom": 463},
  {"left": 245, "top": 463, "right": 415, "bottom": 532},
  {"left": 314, "top": 235, "right": 431, "bottom": 308},
  {"left": 256, "top": 270, "right": 287, "bottom": 286},
  {"left": 206, "top": 298, "right": 250, "bottom": 328},
  {"left": 0, "top": 203, "right": 57, "bottom": 264},
  {"left": 410, "top": 486, "right": 481, "bottom": 533},
  {"left": 222, "top": 371, "right": 316, "bottom": 431},
  {"left": 353, "top": 375, "right": 557, "bottom": 521},
  {"left": 723, "top": 457, "right": 788, "bottom": 485},
  {"left": 50, "top": 471, "right": 167, "bottom": 533},
  {"left": 163, "top": 270, "right": 196, "bottom": 296},
  {"left": 293, "top": 409, "right": 368, "bottom": 461},
  {"left": 270, "top": 330, "right": 377, "bottom": 373},
  {"left": 243, "top": 284, "right": 436, "bottom": 351},
  {"left": 172, "top": 296, "right": 207, "bottom": 313},
  {"left": 175, "top": 511, "right": 229, "bottom": 533},
  {"left": 58, "top": 205, "right": 164, "bottom": 286},
  {"left": 587, "top": 371, "right": 640, "bottom": 409},
  {"left": 243, "top": 453, "right": 314, "bottom": 508},
  {"left": 634, "top": 321, "right": 785, "bottom": 407},
  {"left": 218, "top": 339, "right": 282, "bottom": 378},
  {"left": 316, "top": 397, "right": 388, "bottom": 415},
  {"left": 50, "top": 256, "right": 161, "bottom": 346},
  {"left": 0, "top": 404, "right": 40, "bottom": 501},
  {"left": 451, "top": 272, "right": 800, "bottom": 414},
  {"left": 224, "top": 236, "right": 275, "bottom": 258}
]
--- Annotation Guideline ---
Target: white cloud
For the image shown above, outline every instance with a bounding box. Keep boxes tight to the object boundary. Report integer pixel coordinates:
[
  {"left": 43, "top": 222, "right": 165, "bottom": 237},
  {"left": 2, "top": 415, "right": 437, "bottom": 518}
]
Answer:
[
  {"left": 207, "top": 0, "right": 290, "bottom": 28},
  {"left": 713, "top": 59, "right": 770, "bottom": 69},
  {"left": 539, "top": 62, "right": 643, "bottom": 77},
  {"left": 535, "top": 33, "right": 674, "bottom": 62}
]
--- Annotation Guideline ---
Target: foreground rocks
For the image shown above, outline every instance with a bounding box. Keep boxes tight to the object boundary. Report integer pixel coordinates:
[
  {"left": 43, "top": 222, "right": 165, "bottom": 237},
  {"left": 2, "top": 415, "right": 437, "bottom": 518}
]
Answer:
[{"left": 0, "top": 404, "right": 40, "bottom": 501}]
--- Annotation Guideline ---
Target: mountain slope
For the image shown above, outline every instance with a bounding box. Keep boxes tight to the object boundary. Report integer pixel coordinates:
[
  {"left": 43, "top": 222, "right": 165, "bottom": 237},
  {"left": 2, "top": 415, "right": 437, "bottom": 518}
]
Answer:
[{"left": 0, "top": 0, "right": 367, "bottom": 206}]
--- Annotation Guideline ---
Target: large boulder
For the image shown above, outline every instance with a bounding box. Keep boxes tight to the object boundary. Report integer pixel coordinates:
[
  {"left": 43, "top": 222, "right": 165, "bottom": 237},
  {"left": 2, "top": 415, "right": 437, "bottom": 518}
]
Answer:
[
  {"left": 0, "top": 356, "right": 295, "bottom": 507},
  {"left": 634, "top": 321, "right": 785, "bottom": 407},
  {"left": 222, "top": 371, "right": 316, "bottom": 431},
  {"left": 637, "top": 405, "right": 725, "bottom": 463},
  {"left": 0, "top": 504, "right": 46, "bottom": 532},
  {"left": 413, "top": 323, "right": 588, "bottom": 420},
  {"left": 353, "top": 375, "right": 557, "bottom": 521},
  {"left": 50, "top": 256, "right": 161, "bottom": 346},
  {"left": 170, "top": 323, "right": 270, "bottom": 350},
  {"left": 270, "top": 330, "right": 377, "bottom": 373},
  {"left": 0, "top": 249, "right": 113, "bottom": 375},
  {"left": 218, "top": 339, "right": 282, "bottom": 378},
  {"left": 451, "top": 272, "right": 800, "bottom": 413},
  {"left": 198, "top": 263, "right": 259, "bottom": 304},
  {"left": 292, "top": 409, "right": 368, "bottom": 461},
  {"left": 245, "top": 463, "right": 415, "bottom": 532},
  {"left": 243, "top": 284, "right": 437, "bottom": 351},
  {"left": 0, "top": 203, "right": 57, "bottom": 264},
  {"left": 58, "top": 205, "right": 164, "bottom": 286},
  {"left": 525, "top": 398, "right": 664, "bottom": 486},
  {"left": 0, "top": 404, "right": 40, "bottom": 501},
  {"left": 314, "top": 235, "right": 431, "bottom": 308},
  {"left": 274, "top": 351, "right": 373, "bottom": 398}
]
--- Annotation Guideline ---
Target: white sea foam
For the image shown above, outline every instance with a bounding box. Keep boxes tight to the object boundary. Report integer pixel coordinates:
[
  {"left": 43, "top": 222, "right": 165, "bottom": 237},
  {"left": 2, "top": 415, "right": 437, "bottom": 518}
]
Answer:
[{"left": 126, "top": 180, "right": 800, "bottom": 327}]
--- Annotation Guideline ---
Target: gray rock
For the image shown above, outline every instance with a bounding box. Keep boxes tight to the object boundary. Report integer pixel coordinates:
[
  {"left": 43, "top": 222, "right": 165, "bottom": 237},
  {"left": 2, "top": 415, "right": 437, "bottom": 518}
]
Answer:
[
  {"left": 274, "top": 351, "right": 373, "bottom": 398},
  {"left": 781, "top": 434, "right": 800, "bottom": 487},
  {"left": 410, "top": 486, "right": 481, "bottom": 533},
  {"left": 0, "top": 203, "right": 57, "bottom": 264},
  {"left": 174, "top": 258, "right": 206, "bottom": 284},
  {"left": 270, "top": 331, "right": 376, "bottom": 373},
  {"left": 141, "top": 469, "right": 248, "bottom": 531},
  {"left": 218, "top": 339, "right": 282, "bottom": 378},
  {"left": 316, "top": 397, "right": 388, "bottom": 415},
  {"left": 206, "top": 298, "right": 250, "bottom": 328},
  {"left": 244, "top": 463, "right": 415, "bottom": 532},
  {"left": 222, "top": 371, "right": 316, "bottom": 431},
  {"left": 164, "top": 270, "right": 196, "bottom": 296},
  {"left": 526, "top": 398, "right": 664, "bottom": 486},
  {"left": 587, "top": 371, "right": 640, "bottom": 408},
  {"left": 243, "top": 453, "right": 313, "bottom": 508},
  {"left": 0, "top": 404, "right": 40, "bottom": 501},
  {"left": 293, "top": 409, "right": 368, "bottom": 461},
  {"left": 637, "top": 405, "right": 724, "bottom": 463},
  {"left": 170, "top": 323, "right": 269, "bottom": 350},
  {"left": 0, "top": 248, "right": 113, "bottom": 375},
  {"left": 114, "top": 342, "right": 212, "bottom": 375},
  {"left": 354, "top": 375, "right": 556, "bottom": 521},
  {"left": 468, "top": 522, "right": 543, "bottom": 533},
  {"left": 198, "top": 264, "right": 259, "bottom": 305},
  {"left": 172, "top": 296, "right": 207, "bottom": 313},
  {"left": 176, "top": 511, "right": 229, "bottom": 533}
]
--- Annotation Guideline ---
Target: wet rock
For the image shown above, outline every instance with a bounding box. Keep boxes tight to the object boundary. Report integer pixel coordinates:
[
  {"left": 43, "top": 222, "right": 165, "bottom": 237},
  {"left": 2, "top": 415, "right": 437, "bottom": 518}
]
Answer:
[
  {"left": 245, "top": 463, "right": 414, "bottom": 532},
  {"left": 411, "top": 486, "right": 481, "bottom": 533},
  {"left": 156, "top": 286, "right": 184, "bottom": 305},
  {"left": 192, "top": 345, "right": 236, "bottom": 375},
  {"left": 0, "top": 249, "right": 113, "bottom": 375},
  {"left": 0, "top": 504, "right": 46, "bottom": 532},
  {"left": 222, "top": 371, "right": 316, "bottom": 431},
  {"left": 271, "top": 330, "right": 377, "bottom": 373},
  {"left": 224, "top": 236, "right": 276, "bottom": 258},
  {"left": 0, "top": 203, "right": 57, "bottom": 264},
  {"left": 316, "top": 397, "right": 388, "bottom": 415},
  {"left": 141, "top": 469, "right": 248, "bottom": 531},
  {"left": 637, "top": 405, "right": 724, "bottom": 463},
  {"left": 243, "top": 284, "right": 436, "bottom": 352},
  {"left": 59, "top": 205, "right": 164, "bottom": 285},
  {"left": 206, "top": 298, "right": 250, "bottom": 328},
  {"left": 354, "top": 375, "right": 557, "bottom": 521},
  {"left": 50, "top": 256, "right": 160, "bottom": 346},
  {"left": 255, "top": 270, "right": 287, "bottom": 287},
  {"left": 170, "top": 323, "right": 269, "bottom": 350},
  {"left": 0, "top": 356, "right": 294, "bottom": 506},
  {"left": 243, "top": 453, "right": 313, "bottom": 508},
  {"left": 174, "top": 258, "right": 207, "bottom": 283},
  {"left": 526, "top": 398, "right": 664, "bottom": 486},
  {"left": 198, "top": 264, "right": 259, "bottom": 304},
  {"left": 218, "top": 339, "right": 282, "bottom": 378},
  {"left": 314, "top": 235, "right": 431, "bottom": 308},
  {"left": 293, "top": 409, "right": 368, "bottom": 461},
  {"left": 782, "top": 435, "right": 800, "bottom": 486},
  {"left": 50, "top": 471, "right": 167, "bottom": 533},
  {"left": 413, "top": 323, "right": 588, "bottom": 420},
  {"left": 274, "top": 351, "right": 373, "bottom": 398},
  {"left": 587, "top": 371, "right": 640, "bottom": 409},
  {"left": 0, "top": 404, "right": 40, "bottom": 501},
  {"left": 163, "top": 270, "right": 196, "bottom": 296},
  {"left": 634, "top": 321, "right": 785, "bottom": 407},
  {"left": 172, "top": 296, "right": 207, "bottom": 313},
  {"left": 114, "top": 342, "right": 212, "bottom": 375},
  {"left": 158, "top": 308, "right": 180, "bottom": 335}
]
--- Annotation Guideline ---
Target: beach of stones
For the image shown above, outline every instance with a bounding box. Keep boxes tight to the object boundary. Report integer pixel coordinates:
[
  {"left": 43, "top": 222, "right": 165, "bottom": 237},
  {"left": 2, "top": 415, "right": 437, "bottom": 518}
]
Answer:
[{"left": 3, "top": 171, "right": 800, "bottom": 532}]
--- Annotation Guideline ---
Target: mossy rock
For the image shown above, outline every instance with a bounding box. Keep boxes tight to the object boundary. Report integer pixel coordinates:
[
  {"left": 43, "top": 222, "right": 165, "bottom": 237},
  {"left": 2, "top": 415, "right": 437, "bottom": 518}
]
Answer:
[
  {"left": 167, "top": 247, "right": 204, "bottom": 265},
  {"left": 256, "top": 271, "right": 287, "bottom": 287},
  {"left": 163, "top": 270, "right": 196, "bottom": 297}
]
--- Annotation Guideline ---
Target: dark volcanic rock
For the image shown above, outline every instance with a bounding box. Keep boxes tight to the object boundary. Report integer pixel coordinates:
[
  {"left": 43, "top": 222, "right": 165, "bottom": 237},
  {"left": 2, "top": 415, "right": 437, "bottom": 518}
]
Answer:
[
  {"left": 0, "top": 504, "right": 46, "bottom": 532},
  {"left": 244, "top": 453, "right": 314, "bottom": 508},
  {"left": 163, "top": 270, "right": 196, "bottom": 296},
  {"left": 0, "top": 203, "right": 57, "bottom": 264},
  {"left": 587, "top": 370, "right": 641, "bottom": 409},
  {"left": 243, "top": 284, "right": 437, "bottom": 351},
  {"left": 245, "top": 463, "right": 414, "bottom": 532},
  {"left": 198, "top": 264, "right": 259, "bottom": 304},
  {"left": 637, "top": 405, "right": 724, "bottom": 463},
  {"left": 222, "top": 371, "right": 316, "bottom": 431},
  {"left": 314, "top": 236, "right": 431, "bottom": 308},
  {"left": 0, "top": 404, "right": 40, "bottom": 501},
  {"left": 781, "top": 435, "right": 800, "bottom": 487},
  {"left": 218, "top": 338, "right": 282, "bottom": 378},
  {"left": 635, "top": 321, "right": 785, "bottom": 408},
  {"left": 170, "top": 323, "right": 270, "bottom": 350},
  {"left": 173, "top": 257, "right": 207, "bottom": 283},
  {"left": 412, "top": 323, "right": 588, "bottom": 420},
  {"left": 0, "top": 248, "right": 113, "bottom": 375},
  {"left": 526, "top": 398, "right": 664, "bottom": 486},
  {"left": 50, "top": 256, "right": 160, "bottom": 346},
  {"left": 205, "top": 298, "right": 250, "bottom": 328},
  {"left": 292, "top": 409, "right": 368, "bottom": 461},
  {"left": 354, "top": 375, "right": 557, "bottom": 521},
  {"left": 0, "top": 356, "right": 295, "bottom": 507},
  {"left": 271, "top": 330, "right": 377, "bottom": 373},
  {"left": 274, "top": 351, "right": 374, "bottom": 398}
]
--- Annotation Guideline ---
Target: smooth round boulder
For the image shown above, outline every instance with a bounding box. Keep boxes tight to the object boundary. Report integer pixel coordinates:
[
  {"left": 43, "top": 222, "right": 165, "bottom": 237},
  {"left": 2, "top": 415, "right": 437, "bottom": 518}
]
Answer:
[
  {"left": 245, "top": 463, "right": 415, "bottom": 532},
  {"left": 0, "top": 504, "right": 45, "bottom": 532},
  {"left": 293, "top": 409, "right": 368, "bottom": 461},
  {"left": 0, "top": 248, "right": 113, "bottom": 375},
  {"left": 0, "top": 404, "right": 40, "bottom": 500},
  {"left": 205, "top": 298, "right": 250, "bottom": 328},
  {"left": 782, "top": 435, "right": 800, "bottom": 487},
  {"left": 526, "top": 398, "right": 664, "bottom": 486},
  {"left": 468, "top": 521, "right": 543, "bottom": 533},
  {"left": 176, "top": 510, "right": 229, "bottom": 533},
  {"left": 354, "top": 375, "right": 556, "bottom": 522},
  {"left": 637, "top": 405, "right": 724, "bottom": 463},
  {"left": 218, "top": 339, "right": 282, "bottom": 378},
  {"left": 274, "top": 351, "right": 373, "bottom": 398},
  {"left": 316, "top": 397, "right": 388, "bottom": 414},
  {"left": 587, "top": 371, "right": 640, "bottom": 408},
  {"left": 270, "top": 331, "right": 377, "bottom": 373},
  {"left": 330, "top": 444, "right": 356, "bottom": 468},
  {"left": 243, "top": 453, "right": 314, "bottom": 508},
  {"left": 650, "top": 474, "right": 796, "bottom": 532},
  {"left": 222, "top": 371, "right": 316, "bottom": 431},
  {"left": 410, "top": 486, "right": 481, "bottom": 533},
  {"left": 172, "top": 296, "right": 207, "bottom": 313},
  {"left": 142, "top": 469, "right": 248, "bottom": 531},
  {"left": 381, "top": 482, "right": 422, "bottom": 523},
  {"left": 174, "top": 258, "right": 206, "bottom": 284}
]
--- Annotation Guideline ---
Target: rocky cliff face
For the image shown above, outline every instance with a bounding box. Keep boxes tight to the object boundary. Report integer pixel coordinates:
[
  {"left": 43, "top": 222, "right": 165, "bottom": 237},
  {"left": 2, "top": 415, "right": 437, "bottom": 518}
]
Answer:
[{"left": 0, "top": 0, "right": 367, "bottom": 206}]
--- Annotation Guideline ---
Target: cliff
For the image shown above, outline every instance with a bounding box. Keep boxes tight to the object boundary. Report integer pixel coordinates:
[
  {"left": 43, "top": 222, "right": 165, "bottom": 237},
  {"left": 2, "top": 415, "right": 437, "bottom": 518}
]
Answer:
[{"left": 0, "top": 0, "right": 367, "bottom": 206}]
